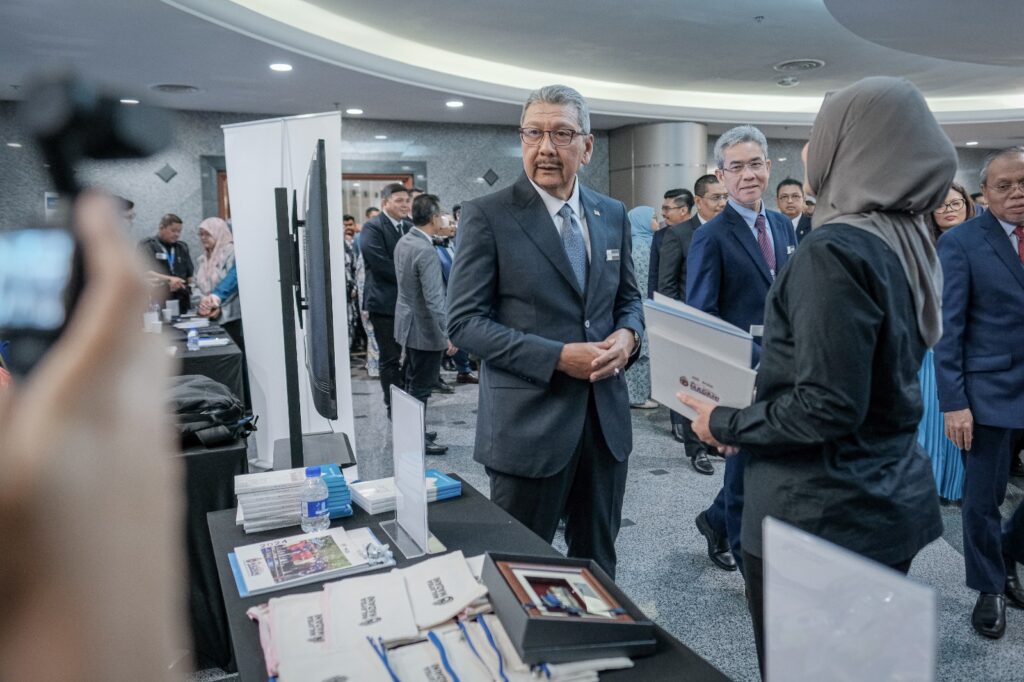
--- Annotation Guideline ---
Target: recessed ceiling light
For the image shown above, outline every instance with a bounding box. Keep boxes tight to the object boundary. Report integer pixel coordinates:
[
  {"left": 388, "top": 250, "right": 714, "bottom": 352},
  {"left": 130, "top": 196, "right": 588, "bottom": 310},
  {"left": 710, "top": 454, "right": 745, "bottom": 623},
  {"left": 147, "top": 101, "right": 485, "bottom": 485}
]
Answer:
[
  {"left": 374, "top": 135, "right": 387, "bottom": 140},
  {"left": 777, "top": 157, "right": 788, "bottom": 162},
  {"left": 773, "top": 59, "right": 826, "bottom": 73},
  {"left": 345, "top": 108, "right": 363, "bottom": 115},
  {"left": 445, "top": 100, "right": 464, "bottom": 108},
  {"left": 120, "top": 98, "right": 139, "bottom": 105},
  {"left": 269, "top": 63, "right": 293, "bottom": 72},
  {"left": 965, "top": 141, "right": 979, "bottom": 146},
  {"left": 776, "top": 76, "right": 800, "bottom": 88},
  {"left": 6, "top": 142, "right": 22, "bottom": 148},
  {"left": 352, "top": 182, "right": 360, "bottom": 187}
]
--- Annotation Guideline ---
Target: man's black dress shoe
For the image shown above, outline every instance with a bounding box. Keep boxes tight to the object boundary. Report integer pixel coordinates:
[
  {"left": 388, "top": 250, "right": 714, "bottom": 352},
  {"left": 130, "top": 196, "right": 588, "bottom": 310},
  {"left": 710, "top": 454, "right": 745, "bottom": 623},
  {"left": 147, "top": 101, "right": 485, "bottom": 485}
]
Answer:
[
  {"left": 972, "top": 593, "right": 1006, "bottom": 639},
  {"left": 456, "top": 372, "right": 479, "bottom": 384},
  {"left": 695, "top": 510, "right": 737, "bottom": 571},
  {"left": 433, "top": 379, "right": 455, "bottom": 394},
  {"left": 672, "top": 423, "right": 687, "bottom": 443},
  {"left": 1005, "top": 556, "right": 1024, "bottom": 609},
  {"left": 425, "top": 431, "right": 437, "bottom": 442},
  {"left": 425, "top": 441, "right": 448, "bottom": 455},
  {"left": 690, "top": 448, "right": 715, "bottom": 476}
]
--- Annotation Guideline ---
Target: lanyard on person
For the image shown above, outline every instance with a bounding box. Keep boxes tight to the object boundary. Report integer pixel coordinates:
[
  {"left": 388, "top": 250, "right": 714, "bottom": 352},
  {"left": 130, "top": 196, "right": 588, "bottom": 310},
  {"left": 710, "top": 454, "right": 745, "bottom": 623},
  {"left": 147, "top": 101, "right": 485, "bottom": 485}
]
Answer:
[{"left": 158, "top": 242, "right": 176, "bottom": 271}]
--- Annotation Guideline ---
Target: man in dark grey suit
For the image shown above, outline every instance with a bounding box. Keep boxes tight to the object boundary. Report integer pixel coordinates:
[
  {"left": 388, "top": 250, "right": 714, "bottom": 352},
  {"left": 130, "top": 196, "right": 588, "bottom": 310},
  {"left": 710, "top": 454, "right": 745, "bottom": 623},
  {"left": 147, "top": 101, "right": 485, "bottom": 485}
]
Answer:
[
  {"left": 447, "top": 85, "right": 645, "bottom": 578},
  {"left": 776, "top": 177, "right": 813, "bottom": 242},
  {"left": 394, "top": 194, "right": 456, "bottom": 456},
  {"left": 361, "top": 183, "right": 412, "bottom": 417}
]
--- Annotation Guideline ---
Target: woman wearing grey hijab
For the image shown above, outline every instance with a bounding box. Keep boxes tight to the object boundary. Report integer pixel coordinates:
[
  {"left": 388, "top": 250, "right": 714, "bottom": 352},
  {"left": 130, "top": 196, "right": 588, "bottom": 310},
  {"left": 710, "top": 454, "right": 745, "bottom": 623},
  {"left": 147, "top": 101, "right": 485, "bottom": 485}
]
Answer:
[{"left": 680, "top": 76, "right": 953, "bottom": 674}]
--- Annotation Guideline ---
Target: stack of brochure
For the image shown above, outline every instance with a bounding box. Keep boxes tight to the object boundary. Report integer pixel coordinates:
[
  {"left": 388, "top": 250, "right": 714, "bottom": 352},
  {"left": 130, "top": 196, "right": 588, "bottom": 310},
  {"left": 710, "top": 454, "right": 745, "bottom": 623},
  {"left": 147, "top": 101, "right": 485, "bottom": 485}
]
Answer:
[
  {"left": 645, "top": 293, "right": 757, "bottom": 420},
  {"left": 349, "top": 469, "right": 462, "bottom": 515},
  {"left": 235, "top": 464, "right": 353, "bottom": 533}
]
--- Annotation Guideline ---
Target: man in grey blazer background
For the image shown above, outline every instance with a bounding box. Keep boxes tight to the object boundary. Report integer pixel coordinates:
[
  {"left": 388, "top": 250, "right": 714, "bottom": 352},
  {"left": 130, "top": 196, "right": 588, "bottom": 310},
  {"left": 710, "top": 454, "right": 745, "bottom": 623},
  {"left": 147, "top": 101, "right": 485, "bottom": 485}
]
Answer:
[
  {"left": 447, "top": 85, "right": 645, "bottom": 578},
  {"left": 394, "top": 193, "right": 456, "bottom": 456}
]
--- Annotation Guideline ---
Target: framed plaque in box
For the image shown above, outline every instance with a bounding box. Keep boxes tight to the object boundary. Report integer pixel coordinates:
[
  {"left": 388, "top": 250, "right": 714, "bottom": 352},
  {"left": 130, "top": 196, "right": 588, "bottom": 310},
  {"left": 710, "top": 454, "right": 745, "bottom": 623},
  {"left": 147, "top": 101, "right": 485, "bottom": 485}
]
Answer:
[{"left": 482, "top": 553, "right": 656, "bottom": 664}]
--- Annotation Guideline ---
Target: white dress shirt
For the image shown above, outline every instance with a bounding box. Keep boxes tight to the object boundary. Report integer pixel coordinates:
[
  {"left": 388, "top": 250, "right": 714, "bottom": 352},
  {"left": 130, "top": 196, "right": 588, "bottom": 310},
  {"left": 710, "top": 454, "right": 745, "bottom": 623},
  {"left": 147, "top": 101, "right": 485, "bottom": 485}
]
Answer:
[
  {"left": 996, "top": 216, "right": 1021, "bottom": 256},
  {"left": 528, "top": 175, "right": 592, "bottom": 261}
]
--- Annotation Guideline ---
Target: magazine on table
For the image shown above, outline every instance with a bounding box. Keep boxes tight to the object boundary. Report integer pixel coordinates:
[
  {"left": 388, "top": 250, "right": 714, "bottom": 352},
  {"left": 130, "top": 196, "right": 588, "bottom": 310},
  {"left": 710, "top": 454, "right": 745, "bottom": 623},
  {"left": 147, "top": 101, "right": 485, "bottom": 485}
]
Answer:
[{"left": 229, "top": 526, "right": 393, "bottom": 597}]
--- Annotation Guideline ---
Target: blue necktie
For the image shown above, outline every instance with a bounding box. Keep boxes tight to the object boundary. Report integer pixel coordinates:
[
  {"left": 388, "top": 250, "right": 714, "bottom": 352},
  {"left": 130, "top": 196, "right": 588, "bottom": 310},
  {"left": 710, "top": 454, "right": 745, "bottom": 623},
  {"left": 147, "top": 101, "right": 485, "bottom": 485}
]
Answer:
[{"left": 557, "top": 204, "right": 587, "bottom": 292}]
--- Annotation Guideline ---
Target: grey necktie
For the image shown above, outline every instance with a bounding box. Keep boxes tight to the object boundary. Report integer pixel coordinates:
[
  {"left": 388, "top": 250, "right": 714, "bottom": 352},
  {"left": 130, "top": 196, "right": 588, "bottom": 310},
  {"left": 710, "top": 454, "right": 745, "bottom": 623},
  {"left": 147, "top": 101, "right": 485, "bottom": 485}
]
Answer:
[{"left": 557, "top": 203, "right": 587, "bottom": 291}]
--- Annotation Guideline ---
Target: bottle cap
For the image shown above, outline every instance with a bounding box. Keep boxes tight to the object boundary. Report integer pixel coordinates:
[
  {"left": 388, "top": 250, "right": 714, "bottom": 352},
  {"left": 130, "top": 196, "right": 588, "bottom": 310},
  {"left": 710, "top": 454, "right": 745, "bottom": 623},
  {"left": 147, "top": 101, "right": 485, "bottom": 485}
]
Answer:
[{"left": 305, "top": 466, "right": 321, "bottom": 478}]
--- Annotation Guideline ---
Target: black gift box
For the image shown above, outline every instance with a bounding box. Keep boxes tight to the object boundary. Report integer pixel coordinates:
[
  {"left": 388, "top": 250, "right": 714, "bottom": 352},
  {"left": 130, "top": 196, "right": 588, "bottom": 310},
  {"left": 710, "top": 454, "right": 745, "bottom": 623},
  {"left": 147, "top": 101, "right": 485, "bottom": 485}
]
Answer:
[{"left": 481, "top": 552, "right": 657, "bottom": 664}]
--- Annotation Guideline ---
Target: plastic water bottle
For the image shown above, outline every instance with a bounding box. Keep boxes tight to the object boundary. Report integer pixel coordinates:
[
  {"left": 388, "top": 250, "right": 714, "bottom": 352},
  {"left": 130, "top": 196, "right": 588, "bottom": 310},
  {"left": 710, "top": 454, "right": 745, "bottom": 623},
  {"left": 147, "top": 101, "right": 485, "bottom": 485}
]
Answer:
[
  {"left": 186, "top": 329, "right": 199, "bottom": 351},
  {"left": 300, "top": 466, "right": 330, "bottom": 532}
]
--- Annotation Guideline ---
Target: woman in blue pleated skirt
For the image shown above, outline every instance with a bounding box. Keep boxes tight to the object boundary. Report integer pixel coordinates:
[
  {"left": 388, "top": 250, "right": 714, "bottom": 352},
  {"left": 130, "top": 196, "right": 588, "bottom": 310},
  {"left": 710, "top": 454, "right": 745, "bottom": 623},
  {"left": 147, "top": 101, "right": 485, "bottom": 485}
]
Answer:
[{"left": 918, "top": 182, "right": 975, "bottom": 502}]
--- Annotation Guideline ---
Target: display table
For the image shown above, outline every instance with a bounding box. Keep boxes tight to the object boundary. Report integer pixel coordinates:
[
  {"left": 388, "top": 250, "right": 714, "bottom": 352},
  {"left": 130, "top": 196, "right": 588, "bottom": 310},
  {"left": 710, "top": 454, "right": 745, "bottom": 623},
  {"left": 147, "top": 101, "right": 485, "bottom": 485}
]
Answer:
[
  {"left": 180, "top": 438, "right": 248, "bottom": 671},
  {"left": 172, "top": 325, "right": 244, "bottom": 401},
  {"left": 208, "top": 475, "right": 728, "bottom": 681}
]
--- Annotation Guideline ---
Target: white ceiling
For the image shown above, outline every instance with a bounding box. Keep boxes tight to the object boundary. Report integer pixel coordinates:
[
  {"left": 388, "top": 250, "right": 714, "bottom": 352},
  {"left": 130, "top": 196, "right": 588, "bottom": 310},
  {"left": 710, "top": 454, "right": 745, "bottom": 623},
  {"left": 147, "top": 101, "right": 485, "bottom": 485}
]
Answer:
[{"left": 1, "top": 0, "right": 1022, "bottom": 146}]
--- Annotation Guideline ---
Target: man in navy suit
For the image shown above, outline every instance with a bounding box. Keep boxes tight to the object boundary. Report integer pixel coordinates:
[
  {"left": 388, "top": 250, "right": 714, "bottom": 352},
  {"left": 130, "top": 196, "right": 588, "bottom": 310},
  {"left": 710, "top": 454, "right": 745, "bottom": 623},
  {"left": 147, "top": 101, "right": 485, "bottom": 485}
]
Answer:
[
  {"left": 447, "top": 85, "right": 644, "bottom": 578},
  {"left": 686, "top": 125, "right": 798, "bottom": 573},
  {"left": 776, "top": 178, "right": 813, "bottom": 242},
  {"left": 360, "top": 183, "right": 412, "bottom": 417},
  {"left": 935, "top": 146, "right": 1024, "bottom": 639}
]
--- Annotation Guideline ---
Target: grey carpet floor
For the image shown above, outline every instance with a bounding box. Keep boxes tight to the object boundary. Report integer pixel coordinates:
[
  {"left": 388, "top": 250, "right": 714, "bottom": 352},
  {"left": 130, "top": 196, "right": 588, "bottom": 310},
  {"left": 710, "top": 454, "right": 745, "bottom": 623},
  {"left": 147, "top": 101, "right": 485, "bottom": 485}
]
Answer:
[{"left": 195, "top": 364, "right": 1024, "bottom": 681}]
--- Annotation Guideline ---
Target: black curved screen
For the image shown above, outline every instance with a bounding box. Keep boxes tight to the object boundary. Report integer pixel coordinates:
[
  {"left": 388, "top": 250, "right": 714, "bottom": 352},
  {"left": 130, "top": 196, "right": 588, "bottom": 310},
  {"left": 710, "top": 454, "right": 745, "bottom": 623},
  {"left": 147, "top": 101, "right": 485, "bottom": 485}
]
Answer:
[{"left": 302, "top": 139, "right": 337, "bottom": 419}]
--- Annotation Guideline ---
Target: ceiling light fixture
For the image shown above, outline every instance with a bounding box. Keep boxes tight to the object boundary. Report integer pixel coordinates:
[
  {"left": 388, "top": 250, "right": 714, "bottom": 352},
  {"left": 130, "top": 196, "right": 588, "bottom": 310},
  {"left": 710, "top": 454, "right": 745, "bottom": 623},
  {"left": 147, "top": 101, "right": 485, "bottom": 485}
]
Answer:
[
  {"left": 345, "top": 108, "right": 363, "bottom": 115},
  {"left": 120, "top": 98, "right": 140, "bottom": 105},
  {"left": 445, "top": 100, "right": 464, "bottom": 108},
  {"left": 965, "top": 141, "right": 979, "bottom": 146},
  {"left": 353, "top": 182, "right": 360, "bottom": 187},
  {"left": 776, "top": 76, "right": 800, "bottom": 88},
  {"left": 374, "top": 134, "right": 387, "bottom": 140},
  {"left": 777, "top": 157, "right": 787, "bottom": 162},
  {"left": 6, "top": 142, "right": 22, "bottom": 148},
  {"left": 773, "top": 59, "right": 826, "bottom": 73},
  {"left": 150, "top": 83, "right": 200, "bottom": 94},
  {"left": 269, "top": 63, "right": 293, "bottom": 72}
]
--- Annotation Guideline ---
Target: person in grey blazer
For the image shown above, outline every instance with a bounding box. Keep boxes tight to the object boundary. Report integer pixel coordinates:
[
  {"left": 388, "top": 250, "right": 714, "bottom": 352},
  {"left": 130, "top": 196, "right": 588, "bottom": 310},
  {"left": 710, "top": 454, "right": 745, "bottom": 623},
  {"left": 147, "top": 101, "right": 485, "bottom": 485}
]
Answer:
[
  {"left": 447, "top": 85, "right": 644, "bottom": 578},
  {"left": 394, "top": 194, "right": 455, "bottom": 455}
]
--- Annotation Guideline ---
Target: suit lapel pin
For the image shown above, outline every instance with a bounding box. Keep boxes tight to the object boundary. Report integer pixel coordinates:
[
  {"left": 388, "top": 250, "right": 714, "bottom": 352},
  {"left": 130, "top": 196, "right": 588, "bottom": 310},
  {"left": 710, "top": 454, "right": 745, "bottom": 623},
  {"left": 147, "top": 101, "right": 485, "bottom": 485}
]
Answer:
[{"left": 593, "top": 209, "right": 601, "bottom": 216}]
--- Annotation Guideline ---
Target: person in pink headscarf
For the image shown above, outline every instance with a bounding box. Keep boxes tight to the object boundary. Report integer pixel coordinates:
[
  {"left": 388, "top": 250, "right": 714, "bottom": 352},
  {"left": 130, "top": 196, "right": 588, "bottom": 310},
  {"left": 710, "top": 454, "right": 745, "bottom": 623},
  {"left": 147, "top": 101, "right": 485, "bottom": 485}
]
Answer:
[{"left": 194, "top": 217, "right": 238, "bottom": 324}]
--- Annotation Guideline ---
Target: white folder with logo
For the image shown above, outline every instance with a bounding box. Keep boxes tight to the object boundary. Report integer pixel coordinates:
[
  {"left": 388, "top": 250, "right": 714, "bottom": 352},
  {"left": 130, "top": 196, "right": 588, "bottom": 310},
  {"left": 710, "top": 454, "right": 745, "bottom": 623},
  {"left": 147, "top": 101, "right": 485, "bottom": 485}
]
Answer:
[{"left": 645, "top": 293, "right": 757, "bottom": 419}]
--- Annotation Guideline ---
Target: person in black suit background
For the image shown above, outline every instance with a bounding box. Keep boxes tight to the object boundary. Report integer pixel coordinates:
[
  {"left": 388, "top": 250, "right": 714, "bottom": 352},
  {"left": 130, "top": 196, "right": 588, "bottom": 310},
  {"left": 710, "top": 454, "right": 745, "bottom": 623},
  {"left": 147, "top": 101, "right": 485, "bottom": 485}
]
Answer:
[
  {"left": 657, "top": 174, "right": 728, "bottom": 476},
  {"left": 360, "top": 183, "right": 412, "bottom": 417},
  {"left": 936, "top": 146, "right": 1024, "bottom": 639},
  {"left": 685, "top": 125, "right": 799, "bottom": 573},
  {"left": 682, "top": 77, "right": 949, "bottom": 672},
  {"left": 776, "top": 178, "right": 813, "bottom": 242},
  {"left": 447, "top": 85, "right": 644, "bottom": 578},
  {"left": 648, "top": 188, "right": 693, "bottom": 298}
]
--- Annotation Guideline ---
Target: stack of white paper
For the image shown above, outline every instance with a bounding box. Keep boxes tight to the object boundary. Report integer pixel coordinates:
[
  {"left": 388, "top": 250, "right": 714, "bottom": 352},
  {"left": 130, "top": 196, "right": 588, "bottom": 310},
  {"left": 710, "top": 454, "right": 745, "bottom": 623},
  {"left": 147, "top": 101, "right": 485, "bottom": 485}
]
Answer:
[
  {"left": 645, "top": 293, "right": 757, "bottom": 420},
  {"left": 235, "top": 464, "right": 353, "bottom": 533},
  {"left": 350, "top": 469, "right": 462, "bottom": 515}
]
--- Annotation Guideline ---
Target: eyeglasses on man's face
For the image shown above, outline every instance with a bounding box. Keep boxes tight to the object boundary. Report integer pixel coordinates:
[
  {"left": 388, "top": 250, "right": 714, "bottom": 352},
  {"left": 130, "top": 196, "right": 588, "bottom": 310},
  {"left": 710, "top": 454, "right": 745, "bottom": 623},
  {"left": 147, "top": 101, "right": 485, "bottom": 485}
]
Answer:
[
  {"left": 985, "top": 179, "right": 1024, "bottom": 195},
  {"left": 519, "top": 127, "right": 586, "bottom": 147},
  {"left": 700, "top": 193, "right": 729, "bottom": 203},
  {"left": 938, "top": 198, "right": 966, "bottom": 213},
  {"left": 721, "top": 159, "right": 767, "bottom": 174},
  {"left": 661, "top": 204, "right": 687, "bottom": 213}
]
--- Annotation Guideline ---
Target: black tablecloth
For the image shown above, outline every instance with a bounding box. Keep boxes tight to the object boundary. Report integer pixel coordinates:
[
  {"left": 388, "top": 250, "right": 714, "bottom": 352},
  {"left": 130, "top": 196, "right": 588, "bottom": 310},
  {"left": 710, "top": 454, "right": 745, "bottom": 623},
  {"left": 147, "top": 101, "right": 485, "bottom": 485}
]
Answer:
[
  {"left": 208, "top": 475, "right": 728, "bottom": 681},
  {"left": 180, "top": 438, "right": 248, "bottom": 670},
  {"left": 173, "top": 325, "right": 244, "bottom": 401}
]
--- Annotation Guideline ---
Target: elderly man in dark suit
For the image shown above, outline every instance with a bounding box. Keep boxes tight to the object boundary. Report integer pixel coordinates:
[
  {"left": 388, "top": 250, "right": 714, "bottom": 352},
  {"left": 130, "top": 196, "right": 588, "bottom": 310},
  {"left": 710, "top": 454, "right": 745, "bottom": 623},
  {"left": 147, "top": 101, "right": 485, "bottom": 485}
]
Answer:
[
  {"left": 360, "top": 183, "right": 412, "bottom": 418},
  {"left": 687, "top": 125, "right": 798, "bottom": 573},
  {"left": 658, "top": 174, "right": 728, "bottom": 476},
  {"left": 394, "top": 193, "right": 455, "bottom": 456},
  {"left": 936, "top": 146, "right": 1024, "bottom": 639},
  {"left": 447, "top": 84, "right": 644, "bottom": 578}
]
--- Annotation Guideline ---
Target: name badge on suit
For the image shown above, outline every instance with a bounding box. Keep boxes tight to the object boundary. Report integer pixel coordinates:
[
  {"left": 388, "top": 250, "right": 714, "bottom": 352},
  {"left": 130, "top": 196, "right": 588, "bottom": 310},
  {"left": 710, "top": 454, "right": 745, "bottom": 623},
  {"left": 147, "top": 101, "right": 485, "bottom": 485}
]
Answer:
[{"left": 606, "top": 249, "right": 620, "bottom": 261}]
